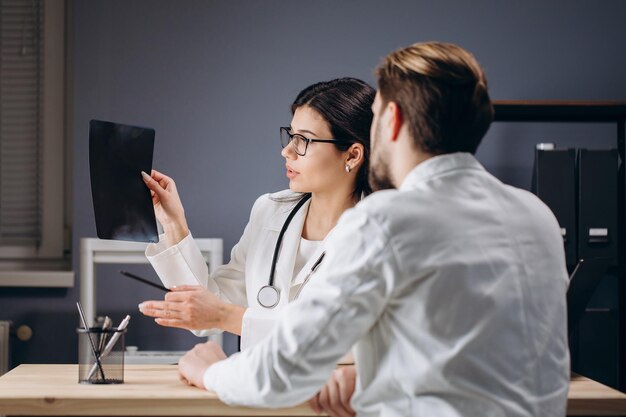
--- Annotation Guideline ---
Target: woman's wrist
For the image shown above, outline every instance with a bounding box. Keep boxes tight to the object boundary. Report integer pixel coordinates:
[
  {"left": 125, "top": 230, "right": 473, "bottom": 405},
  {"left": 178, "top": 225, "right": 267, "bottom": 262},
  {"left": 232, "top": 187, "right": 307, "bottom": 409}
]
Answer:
[
  {"left": 162, "top": 221, "right": 190, "bottom": 247},
  {"left": 218, "top": 303, "right": 245, "bottom": 336}
]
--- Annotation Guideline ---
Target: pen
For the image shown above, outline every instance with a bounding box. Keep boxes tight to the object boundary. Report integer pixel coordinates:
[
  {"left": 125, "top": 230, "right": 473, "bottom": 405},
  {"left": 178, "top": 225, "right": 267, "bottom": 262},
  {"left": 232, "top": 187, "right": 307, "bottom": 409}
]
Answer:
[
  {"left": 87, "top": 315, "right": 131, "bottom": 380},
  {"left": 76, "top": 301, "right": 106, "bottom": 381},
  {"left": 119, "top": 270, "right": 168, "bottom": 292},
  {"left": 98, "top": 316, "right": 112, "bottom": 353}
]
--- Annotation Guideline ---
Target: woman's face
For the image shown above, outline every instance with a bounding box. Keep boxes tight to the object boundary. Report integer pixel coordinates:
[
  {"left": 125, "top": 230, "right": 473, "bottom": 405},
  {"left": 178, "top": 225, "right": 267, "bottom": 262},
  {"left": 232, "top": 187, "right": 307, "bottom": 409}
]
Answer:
[{"left": 281, "top": 105, "right": 349, "bottom": 194}]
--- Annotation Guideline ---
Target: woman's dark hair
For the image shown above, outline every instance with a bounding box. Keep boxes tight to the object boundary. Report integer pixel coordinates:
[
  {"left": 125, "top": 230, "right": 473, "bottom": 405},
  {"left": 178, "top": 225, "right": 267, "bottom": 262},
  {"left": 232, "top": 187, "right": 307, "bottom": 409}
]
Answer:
[{"left": 291, "top": 77, "right": 375, "bottom": 199}]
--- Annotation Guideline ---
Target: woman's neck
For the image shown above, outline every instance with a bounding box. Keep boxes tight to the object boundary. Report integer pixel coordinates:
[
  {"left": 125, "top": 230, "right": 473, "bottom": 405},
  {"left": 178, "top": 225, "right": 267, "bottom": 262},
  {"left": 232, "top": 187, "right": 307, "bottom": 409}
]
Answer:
[{"left": 302, "top": 190, "right": 358, "bottom": 241}]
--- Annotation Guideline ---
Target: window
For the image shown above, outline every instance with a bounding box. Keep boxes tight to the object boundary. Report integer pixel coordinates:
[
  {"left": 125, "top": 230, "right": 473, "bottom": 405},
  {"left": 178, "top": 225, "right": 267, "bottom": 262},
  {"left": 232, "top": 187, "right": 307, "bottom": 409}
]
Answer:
[{"left": 0, "top": 0, "right": 69, "bottom": 280}]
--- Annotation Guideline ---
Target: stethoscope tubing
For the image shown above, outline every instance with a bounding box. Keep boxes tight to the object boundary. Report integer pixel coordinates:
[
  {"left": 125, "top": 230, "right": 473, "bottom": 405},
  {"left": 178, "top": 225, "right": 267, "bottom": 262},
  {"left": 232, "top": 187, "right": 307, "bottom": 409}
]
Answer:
[
  {"left": 267, "top": 194, "right": 311, "bottom": 287},
  {"left": 259, "top": 193, "right": 327, "bottom": 308}
]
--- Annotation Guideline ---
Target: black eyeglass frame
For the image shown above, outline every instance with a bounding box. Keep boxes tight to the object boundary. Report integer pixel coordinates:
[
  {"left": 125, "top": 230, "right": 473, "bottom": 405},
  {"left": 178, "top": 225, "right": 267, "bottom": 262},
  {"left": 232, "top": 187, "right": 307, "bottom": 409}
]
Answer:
[{"left": 280, "top": 127, "right": 350, "bottom": 156}]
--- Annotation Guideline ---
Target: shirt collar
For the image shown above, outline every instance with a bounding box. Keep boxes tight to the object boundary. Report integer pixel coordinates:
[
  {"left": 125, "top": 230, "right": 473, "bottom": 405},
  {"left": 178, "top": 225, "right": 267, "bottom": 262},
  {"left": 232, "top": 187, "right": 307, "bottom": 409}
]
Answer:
[{"left": 398, "top": 152, "right": 485, "bottom": 191}]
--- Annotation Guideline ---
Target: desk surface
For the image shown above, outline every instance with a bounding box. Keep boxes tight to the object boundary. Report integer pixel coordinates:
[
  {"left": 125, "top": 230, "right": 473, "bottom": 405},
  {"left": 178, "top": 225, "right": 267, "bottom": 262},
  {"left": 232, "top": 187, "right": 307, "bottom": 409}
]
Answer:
[
  {"left": 1, "top": 365, "right": 626, "bottom": 416},
  {"left": 0, "top": 364, "right": 318, "bottom": 416},
  {"left": 568, "top": 373, "right": 626, "bottom": 415}
]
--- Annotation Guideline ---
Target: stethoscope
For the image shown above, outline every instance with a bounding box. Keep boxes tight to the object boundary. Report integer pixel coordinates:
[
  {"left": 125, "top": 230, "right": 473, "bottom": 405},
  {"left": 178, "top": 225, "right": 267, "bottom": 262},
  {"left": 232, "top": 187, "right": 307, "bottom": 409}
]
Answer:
[{"left": 257, "top": 193, "right": 326, "bottom": 308}]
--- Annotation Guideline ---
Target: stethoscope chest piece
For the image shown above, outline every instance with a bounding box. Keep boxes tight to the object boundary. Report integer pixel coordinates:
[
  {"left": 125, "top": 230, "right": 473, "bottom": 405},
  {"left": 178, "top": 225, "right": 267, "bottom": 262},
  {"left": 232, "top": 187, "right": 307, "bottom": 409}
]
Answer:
[
  {"left": 258, "top": 194, "right": 311, "bottom": 309},
  {"left": 257, "top": 285, "right": 280, "bottom": 309}
]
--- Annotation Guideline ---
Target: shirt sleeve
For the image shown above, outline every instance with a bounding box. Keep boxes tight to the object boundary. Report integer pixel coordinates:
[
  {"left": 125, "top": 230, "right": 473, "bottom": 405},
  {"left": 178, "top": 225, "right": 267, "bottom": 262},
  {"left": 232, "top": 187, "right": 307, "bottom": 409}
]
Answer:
[
  {"left": 145, "top": 194, "right": 268, "bottom": 334},
  {"left": 239, "top": 307, "right": 281, "bottom": 351},
  {"left": 203, "top": 207, "right": 397, "bottom": 407}
]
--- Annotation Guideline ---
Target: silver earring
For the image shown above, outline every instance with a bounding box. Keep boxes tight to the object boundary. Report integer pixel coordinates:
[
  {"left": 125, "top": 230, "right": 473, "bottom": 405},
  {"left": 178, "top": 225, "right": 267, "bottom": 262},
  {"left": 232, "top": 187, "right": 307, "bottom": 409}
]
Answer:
[{"left": 345, "top": 164, "right": 351, "bottom": 173}]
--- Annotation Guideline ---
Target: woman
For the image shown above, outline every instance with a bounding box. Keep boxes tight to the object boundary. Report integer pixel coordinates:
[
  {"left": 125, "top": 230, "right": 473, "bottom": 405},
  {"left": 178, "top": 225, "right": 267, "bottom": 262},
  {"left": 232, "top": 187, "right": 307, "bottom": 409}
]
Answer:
[{"left": 138, "top": 78, "right": 374, "bottom": 352}]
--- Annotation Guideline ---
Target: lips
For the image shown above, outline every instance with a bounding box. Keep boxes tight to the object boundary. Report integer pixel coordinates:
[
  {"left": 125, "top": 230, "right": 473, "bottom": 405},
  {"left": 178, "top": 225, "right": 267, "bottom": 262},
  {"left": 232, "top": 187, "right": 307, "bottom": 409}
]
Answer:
[{"left": 286, "top": 165, "right": 299, "bottom": 179}]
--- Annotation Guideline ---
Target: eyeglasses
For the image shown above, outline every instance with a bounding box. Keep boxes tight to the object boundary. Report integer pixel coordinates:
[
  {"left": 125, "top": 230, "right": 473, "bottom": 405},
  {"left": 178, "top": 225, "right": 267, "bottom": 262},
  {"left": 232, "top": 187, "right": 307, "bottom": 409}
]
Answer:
[{"left": 280, "top": 127, "right": 348, "bottom": 156}]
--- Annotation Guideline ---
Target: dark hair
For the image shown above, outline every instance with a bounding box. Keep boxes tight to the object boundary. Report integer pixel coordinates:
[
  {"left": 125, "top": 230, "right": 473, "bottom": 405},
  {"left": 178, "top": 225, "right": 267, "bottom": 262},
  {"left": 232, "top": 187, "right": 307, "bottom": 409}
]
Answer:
[
  {"left": 291, "top": 77, "right": 375, "bottom": 198},
  {"left": 376, "top": 42, "right": 493, "bottom": 155}
]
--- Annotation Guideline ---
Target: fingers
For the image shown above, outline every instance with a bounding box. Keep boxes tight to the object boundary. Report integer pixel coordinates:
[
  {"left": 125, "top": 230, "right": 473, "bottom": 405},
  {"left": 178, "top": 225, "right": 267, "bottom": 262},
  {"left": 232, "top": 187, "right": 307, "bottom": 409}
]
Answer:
[
  {"left": 317, "top": 370, "right": 355, "bottom": 417},
  {"left": 169, "top": 285, "right": 204, "bottom": 292},
  {"left": 335, "top": 368, "right": 356, "bottom": 415},
  {"left": 164, "top": 288, "right": 201, "bottom": 302},
  {"left": 318, "top": 384, "right": 330, "bottom": 414},
  {"left": 150, "top": 169, "right": 168, "bottom": 182},
  {"left": 138, "top": 300, "right": 183, "bottom": 318},
  {"left": 149, "top": 169, "right": 176, "bottom": 192},
  {"left": 178, "top": 374, "right": 191, "bottom": 385},
  {"left": 154, "top": 318, "right": 186, "bottom": 328},
  {"left": 309, "top": 393, "right": 323, "bottom": 414},
  {"left": 142, "top": 171, "right": 168, "bottom": 199}
]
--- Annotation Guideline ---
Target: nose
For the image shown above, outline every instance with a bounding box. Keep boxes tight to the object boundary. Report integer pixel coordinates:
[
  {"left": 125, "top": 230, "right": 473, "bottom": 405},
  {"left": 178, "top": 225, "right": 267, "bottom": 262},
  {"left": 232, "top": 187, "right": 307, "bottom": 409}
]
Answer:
[{"left": 281, "top": 143, "right": 296, "bottom": 159}]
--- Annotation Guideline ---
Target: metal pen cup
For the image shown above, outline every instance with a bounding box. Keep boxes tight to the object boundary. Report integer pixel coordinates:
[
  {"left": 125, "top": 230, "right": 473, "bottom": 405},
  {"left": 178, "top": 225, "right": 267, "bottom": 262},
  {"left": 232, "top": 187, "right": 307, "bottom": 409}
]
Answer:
[{"left": 77, "top": 327, "right": 126, "bottom": 384}]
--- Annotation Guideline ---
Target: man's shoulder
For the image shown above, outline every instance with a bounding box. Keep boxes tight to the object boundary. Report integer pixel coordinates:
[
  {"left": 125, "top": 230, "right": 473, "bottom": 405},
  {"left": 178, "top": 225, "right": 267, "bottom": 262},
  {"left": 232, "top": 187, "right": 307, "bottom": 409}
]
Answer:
[
  {"left": 356, "top": 188, "right": 432, "bottom": 216},
  {"left": 348, "top": 189, "right": 417, "bottom": 231}
]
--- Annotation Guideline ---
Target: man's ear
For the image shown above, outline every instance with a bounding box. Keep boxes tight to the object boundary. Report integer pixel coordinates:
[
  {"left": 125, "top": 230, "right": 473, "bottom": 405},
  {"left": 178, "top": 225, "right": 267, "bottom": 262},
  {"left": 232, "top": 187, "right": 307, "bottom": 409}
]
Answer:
[{"left": 387, "top": 101, "right": 403, "bottom": 142}]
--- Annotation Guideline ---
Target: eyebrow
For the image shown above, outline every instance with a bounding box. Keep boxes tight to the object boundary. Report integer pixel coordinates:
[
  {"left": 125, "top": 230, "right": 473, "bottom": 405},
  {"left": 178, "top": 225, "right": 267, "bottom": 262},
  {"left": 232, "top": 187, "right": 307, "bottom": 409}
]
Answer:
[{"left": 290, "top": 126, "right": 320, "bottom": 137}]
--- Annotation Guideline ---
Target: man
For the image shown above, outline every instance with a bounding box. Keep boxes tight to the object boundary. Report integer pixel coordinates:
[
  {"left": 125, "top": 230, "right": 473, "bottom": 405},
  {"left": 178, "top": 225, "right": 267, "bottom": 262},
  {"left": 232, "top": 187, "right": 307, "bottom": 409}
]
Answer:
[{"left": 178, "top": 42, "right": 570, "bottom": 417}]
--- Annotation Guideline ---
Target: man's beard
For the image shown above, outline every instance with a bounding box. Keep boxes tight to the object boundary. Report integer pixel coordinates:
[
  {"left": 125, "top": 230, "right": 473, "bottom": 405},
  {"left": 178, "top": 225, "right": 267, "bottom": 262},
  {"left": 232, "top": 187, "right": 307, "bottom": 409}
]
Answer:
[{"left": 368, "top": 120, "right": 395, "bottom": 192}]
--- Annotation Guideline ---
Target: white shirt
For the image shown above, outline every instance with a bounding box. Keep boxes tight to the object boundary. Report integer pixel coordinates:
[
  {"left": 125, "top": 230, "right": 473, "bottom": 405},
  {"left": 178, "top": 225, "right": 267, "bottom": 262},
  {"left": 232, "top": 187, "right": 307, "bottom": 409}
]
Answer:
[
  {"left": 202, "top": 153, "right": 570, "bottom": 417},
  {"left": 294, "top": 238, "right": 323, "bottom": 278}
]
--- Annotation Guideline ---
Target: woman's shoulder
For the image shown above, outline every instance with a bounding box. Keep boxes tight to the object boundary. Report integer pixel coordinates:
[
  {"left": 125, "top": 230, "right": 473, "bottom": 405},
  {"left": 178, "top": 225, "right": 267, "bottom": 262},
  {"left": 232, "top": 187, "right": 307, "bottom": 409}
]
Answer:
[{"left": 249, "top": 189, "right": 304, "bottom": 222}]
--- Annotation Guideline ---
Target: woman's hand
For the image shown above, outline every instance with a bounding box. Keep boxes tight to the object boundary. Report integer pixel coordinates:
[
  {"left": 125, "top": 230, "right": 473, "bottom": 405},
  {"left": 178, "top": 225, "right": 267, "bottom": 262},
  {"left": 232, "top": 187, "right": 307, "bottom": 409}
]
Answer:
[
  {"left": 138, "top": 285, "right": 245, "bottom": 335},
  {"left": 141, "top": 169, "right": 189, "bottom": 246},
  {"left": 309, "top": 365, "right": 357, "bottom": 417}
]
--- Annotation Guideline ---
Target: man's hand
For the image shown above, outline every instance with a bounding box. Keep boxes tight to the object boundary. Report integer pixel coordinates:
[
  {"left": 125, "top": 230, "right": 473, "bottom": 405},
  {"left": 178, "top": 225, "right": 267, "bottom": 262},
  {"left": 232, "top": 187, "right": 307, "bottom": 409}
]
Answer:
[
  {"left": 309, "top": 365, "right": 356, "bottom": 417},
  {"left": 178, "top": 341, "right": 227, "bottom": 388}
]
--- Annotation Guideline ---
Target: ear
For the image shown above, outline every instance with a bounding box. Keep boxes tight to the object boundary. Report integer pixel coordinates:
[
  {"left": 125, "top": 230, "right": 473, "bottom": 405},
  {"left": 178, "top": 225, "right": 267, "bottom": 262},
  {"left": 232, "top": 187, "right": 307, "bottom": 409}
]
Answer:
[
  {"left": 386, "top": 101, "right": 403, "bottom": 142},
  {"left": 345, "top": 143, "right": 364, "bottom": 170}
]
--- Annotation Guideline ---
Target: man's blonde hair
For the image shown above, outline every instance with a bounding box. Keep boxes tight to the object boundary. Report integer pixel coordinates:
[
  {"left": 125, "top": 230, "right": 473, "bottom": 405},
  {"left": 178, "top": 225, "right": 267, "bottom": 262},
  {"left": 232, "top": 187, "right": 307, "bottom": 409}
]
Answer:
[{"left": 376, "top": 42, "right": 493, "bottom": 154}]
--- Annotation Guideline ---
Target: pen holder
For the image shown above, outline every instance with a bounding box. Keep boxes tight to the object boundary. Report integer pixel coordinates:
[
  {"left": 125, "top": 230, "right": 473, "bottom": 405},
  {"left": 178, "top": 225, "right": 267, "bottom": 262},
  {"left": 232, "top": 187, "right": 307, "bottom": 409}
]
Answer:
[{"left": 77, "top": 327, "right": 126, "bottom": 384}]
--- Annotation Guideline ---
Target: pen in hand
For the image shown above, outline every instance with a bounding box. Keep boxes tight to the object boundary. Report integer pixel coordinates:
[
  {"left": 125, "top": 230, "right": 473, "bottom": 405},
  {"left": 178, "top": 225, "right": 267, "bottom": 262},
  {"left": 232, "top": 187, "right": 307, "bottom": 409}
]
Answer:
[{"left": 119, "top": 270, "right": 168, "bottom": 292}]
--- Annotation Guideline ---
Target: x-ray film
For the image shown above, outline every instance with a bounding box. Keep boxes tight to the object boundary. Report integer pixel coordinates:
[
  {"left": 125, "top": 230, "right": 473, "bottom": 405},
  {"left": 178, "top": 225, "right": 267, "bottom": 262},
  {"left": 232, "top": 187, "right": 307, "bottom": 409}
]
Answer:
[{"left": 89, "top": 120, "right": 158, "bottom": 243}]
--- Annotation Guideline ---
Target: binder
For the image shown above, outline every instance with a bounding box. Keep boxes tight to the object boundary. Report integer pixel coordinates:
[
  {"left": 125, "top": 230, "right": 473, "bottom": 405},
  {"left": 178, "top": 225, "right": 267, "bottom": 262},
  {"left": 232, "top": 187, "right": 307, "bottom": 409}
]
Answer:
[
  {"left": 532, "top": 147, "right": 577, "bottom": 267},
  {"left": 577, "top": 149, "right": 618, "bottom": 265}
]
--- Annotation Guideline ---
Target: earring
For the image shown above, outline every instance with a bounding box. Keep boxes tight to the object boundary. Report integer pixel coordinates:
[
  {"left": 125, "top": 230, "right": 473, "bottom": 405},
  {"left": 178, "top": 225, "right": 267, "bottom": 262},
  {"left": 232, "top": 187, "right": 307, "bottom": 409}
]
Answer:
[{"left": 345, "top": 164, "right": 351, "bottom": 173}]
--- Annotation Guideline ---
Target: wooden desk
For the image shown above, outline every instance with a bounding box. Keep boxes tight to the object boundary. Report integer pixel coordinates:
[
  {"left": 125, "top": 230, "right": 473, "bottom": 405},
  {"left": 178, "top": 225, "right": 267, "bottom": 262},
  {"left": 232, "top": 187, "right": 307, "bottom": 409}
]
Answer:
[
  {"left": 1, "top": 365, "right": 626, "bottom": 416},
  {"left": 568, "top": 373, "right": 626, "bottom": 416},
  {"left": 0, "top": 365, "right": 318, "bottom": 416}
]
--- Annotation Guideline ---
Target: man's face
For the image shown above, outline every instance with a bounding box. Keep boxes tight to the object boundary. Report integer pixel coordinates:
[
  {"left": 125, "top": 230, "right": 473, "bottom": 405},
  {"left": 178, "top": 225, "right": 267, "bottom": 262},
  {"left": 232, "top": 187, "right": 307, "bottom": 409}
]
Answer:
[{"left": 368, "top": 92, "right": 395, "bottom": 191}]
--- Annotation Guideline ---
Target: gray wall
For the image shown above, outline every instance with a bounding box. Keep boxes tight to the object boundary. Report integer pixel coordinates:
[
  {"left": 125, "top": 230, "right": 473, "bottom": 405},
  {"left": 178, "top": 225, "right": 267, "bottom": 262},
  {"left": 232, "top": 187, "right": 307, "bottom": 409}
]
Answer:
[{"left": 2, "top": 0, "right": 626, "bottom": 365}]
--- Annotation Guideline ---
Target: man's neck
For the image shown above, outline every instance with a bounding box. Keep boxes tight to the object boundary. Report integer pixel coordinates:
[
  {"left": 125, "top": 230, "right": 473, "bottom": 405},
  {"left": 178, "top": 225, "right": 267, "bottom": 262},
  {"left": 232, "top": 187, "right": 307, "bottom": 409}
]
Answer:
[{"left": 392, "top": 147, "right": 436, "bottom": 188}]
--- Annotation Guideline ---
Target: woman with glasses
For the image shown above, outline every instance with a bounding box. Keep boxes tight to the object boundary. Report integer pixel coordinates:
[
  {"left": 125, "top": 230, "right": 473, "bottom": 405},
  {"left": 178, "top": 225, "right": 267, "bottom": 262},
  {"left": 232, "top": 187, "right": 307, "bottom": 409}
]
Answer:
[{"left": 139, "top": 77, "right": 373, "bottom": 352}]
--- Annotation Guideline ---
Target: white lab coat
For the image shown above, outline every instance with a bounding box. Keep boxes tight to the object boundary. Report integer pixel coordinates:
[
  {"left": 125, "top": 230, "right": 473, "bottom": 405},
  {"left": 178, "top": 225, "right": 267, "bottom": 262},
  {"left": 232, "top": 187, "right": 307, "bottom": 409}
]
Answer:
[
  {"left": 202, "top": 153, "right": 570, "bottom": 417},
  {"left": 145, "top": 190, "right": 327, "bottom": 350}
]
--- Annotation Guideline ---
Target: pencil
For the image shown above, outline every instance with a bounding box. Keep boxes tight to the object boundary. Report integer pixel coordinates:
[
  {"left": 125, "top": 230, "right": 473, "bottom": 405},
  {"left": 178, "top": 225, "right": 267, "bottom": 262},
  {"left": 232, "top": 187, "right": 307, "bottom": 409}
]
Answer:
[{"left": 119, "top": 270, "right": 169, "bottom": 292}]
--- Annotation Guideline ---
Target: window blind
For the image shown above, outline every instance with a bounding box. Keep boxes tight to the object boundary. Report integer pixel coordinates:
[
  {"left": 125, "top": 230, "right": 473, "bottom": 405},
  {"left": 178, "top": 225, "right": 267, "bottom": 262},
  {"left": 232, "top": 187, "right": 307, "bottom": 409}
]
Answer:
[{"left": 0, "top": 0, "right": 43, "bottom": 245}]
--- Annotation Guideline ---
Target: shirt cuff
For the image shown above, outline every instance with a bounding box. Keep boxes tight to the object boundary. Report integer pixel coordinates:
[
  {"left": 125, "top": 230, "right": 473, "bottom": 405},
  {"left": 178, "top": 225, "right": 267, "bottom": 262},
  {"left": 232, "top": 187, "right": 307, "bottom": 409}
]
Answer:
[
  {"left": 240, "top": 307, "right": 279, "bottom": 351},
  {"left": 202, "top": 358, "right": 237, "bottom": 404},
  {"left": 145, "top": 232, "right": 214, "bottom": 290}
]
